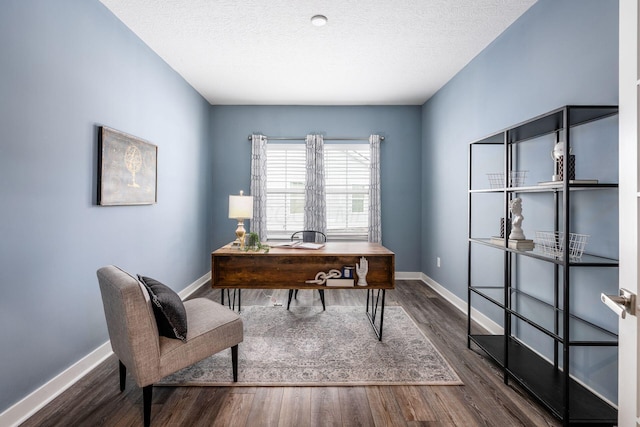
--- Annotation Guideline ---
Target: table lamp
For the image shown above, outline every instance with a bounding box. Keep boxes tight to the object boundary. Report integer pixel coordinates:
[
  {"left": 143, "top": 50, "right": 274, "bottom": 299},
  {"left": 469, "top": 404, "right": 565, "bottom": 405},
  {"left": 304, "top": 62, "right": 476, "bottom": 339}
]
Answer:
[{"left": 228, "top": 190, "right": 253, "bottom": 249}]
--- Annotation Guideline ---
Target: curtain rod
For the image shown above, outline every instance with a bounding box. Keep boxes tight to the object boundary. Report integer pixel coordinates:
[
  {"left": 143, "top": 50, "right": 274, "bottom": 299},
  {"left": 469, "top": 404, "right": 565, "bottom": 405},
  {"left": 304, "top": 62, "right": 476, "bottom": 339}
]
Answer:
[{"left": 247, "top": 135, "right": 384, "bottom": 141}]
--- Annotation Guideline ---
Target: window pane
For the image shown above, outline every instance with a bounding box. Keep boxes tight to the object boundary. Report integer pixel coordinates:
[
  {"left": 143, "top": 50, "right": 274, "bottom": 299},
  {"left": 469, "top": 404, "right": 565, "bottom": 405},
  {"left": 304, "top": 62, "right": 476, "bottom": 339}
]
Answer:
[
  {"left": 325, "top": 144, "right": 370, "bottom": 236},
  {"left": 265, "top": 143, "right": 370, "bottom": 240},
  {"left": 266, "top": 144, "right": 305, "bottom": 237}
]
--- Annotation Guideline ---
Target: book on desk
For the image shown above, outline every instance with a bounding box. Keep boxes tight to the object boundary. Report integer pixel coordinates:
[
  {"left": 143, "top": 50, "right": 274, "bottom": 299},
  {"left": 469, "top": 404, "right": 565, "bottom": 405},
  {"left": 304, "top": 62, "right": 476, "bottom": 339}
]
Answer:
[{"left": 325, "top": 278, "right": 355, "bottom": 287}]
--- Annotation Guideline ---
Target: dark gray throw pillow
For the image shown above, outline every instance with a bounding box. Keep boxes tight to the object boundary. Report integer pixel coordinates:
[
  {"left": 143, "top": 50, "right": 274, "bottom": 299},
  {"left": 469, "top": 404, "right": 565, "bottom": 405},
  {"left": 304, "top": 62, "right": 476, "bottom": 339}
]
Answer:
[{"left": 138, "top": 275, "right": 187, "bottom": 342}]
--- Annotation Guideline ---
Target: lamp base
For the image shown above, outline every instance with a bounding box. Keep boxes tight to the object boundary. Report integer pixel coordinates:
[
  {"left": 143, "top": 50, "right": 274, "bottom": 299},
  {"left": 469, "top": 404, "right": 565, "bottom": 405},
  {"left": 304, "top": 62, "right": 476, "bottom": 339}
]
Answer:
[{"left": 235, "top": 220, "right": 246, "bottom": 250}]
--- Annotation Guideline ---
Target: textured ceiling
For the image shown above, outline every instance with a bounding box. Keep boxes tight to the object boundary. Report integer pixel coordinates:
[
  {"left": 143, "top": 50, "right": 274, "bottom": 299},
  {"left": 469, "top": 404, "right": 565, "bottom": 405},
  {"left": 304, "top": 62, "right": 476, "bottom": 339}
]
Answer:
[{"left": 99, "top": 0, "right": 537, "bottom": 105}]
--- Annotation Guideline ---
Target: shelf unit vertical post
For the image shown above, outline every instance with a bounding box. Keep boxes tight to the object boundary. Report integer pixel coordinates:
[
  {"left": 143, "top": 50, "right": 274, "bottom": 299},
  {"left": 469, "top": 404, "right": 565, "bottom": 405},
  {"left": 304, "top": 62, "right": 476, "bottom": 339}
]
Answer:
[
  {"left": 504, "top": 130, "right": 511, "bottom": 385},
  {"left": 553, "top": 189, "right": 560, "bottom": 370},
  {"left": 467, "top": 142, "right": 473, "bottom": 349},
  {"left": 561, "top": 106, "right": 571, "bottom": 423}
]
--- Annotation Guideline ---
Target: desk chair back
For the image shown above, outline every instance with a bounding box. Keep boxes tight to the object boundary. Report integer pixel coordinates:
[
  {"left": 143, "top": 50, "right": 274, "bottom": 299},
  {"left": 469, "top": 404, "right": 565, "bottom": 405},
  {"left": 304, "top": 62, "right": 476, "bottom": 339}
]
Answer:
[{"left": 291, "top": 230, "right": 327, "bottom": 244}]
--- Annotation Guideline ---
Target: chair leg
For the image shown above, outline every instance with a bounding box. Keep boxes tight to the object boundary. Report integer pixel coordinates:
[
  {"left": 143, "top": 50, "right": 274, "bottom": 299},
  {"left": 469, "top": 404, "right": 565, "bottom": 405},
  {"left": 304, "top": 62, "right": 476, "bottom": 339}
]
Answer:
[
  {"left": 287, "top": 290, "right": 294, "bottom": 310},
  {"left": 289, "top": 290, "right": 326, "bottom": 310},
  {"left": 119, "top": 360, "right": 126, "bottom": 392},
  {"left": 143, "top": 385, "right": 153, "bottom": 427},
  {"left": 231, "top": 344, "right": 239, "bottom": 382}
]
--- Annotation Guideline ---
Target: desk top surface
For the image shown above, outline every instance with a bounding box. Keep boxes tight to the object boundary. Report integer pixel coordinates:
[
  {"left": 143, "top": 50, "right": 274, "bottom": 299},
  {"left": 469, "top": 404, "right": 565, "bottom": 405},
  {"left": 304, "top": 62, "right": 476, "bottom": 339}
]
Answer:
[{"left": 212, "top": 241, "right": 394, "bottom": 257}]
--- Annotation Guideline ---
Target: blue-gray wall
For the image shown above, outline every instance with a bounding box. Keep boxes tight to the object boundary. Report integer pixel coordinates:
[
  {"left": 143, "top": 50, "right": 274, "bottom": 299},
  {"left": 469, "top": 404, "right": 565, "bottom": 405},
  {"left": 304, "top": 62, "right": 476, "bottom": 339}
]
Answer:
[
  {"left": 209, "top": 106, "right": 422, "bottom": 271},
  {"left": 421, "top": 0, "right": 619, "bottom": 402},
  {"left": 0, "top": 0, "right": 212, "bottom": 412}
]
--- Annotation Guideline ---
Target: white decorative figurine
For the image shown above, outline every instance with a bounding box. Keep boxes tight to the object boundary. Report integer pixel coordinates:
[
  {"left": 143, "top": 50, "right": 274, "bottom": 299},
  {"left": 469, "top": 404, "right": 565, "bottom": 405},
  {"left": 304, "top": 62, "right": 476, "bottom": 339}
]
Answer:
[
  {"left": 509, "top": 197, "right": 526, "bottom": 240},
  {"left": 356, "top": 256, "right": 368, "bottom": 286}
]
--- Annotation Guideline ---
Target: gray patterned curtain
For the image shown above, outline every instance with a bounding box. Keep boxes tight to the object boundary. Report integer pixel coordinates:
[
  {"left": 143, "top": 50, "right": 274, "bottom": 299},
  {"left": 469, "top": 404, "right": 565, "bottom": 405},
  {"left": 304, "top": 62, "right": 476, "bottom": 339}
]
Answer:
[
  {"left": 250, "top": 134, "right": 268, "bottom": 240},
  {"left": 368, "top": 135, "right": 382, "bottom": 243},
  {"left": 304, "top": 134, "right": 327, "bottom": 233}
]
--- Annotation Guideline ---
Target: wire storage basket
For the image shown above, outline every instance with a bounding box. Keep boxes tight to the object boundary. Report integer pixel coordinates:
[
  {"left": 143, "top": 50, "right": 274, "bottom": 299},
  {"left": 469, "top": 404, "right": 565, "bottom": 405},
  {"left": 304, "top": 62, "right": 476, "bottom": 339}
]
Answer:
[
  {"left": 534, "top": 231, "right": 589, "bottom": 260},
  {"left": 486, "top": 171, "right": 528, "bottom": 189}
]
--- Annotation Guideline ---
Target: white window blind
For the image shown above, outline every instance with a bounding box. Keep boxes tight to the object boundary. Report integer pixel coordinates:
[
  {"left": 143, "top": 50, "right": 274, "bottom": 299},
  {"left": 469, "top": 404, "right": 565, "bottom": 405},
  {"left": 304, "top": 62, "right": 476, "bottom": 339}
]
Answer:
[
  {"left": 266, "top": 144, "right": 305, "bottom": 239},
  {"left": 266, "top": 143, "right": 370, "bottom": 240},
  {"left": 324, "top": 144, "right": 370, "bottom": 239}
]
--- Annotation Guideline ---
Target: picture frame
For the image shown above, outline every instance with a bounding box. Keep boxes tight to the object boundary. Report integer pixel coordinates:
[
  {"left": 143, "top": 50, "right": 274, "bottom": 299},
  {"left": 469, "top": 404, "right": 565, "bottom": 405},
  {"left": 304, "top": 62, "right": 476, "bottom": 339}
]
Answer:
[{"left": 98, "top": 126, "right": 157, "bottom": 206}]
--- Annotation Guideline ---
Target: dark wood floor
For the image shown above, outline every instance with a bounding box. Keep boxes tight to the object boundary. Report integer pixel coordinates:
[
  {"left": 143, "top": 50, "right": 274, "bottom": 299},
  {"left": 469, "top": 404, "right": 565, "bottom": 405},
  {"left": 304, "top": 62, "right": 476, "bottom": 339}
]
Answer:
[{"left": 21, "top": 281, "right": 561, "bottom": 426}]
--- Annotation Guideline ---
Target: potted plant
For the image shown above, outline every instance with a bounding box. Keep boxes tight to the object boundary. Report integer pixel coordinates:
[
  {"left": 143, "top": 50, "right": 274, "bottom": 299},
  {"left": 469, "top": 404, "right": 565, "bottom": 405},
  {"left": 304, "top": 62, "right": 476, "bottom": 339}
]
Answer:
[{"left": 245, "top": 232, "right": 269, "bottom": 253}]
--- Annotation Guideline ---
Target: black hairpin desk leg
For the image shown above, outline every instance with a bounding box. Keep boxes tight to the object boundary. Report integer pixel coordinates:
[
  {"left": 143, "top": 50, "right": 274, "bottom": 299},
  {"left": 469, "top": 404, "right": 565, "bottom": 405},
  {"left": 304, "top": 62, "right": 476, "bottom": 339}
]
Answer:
[
  {"left": 366, "top": 289, "right": 386, "bottom": 341},
  {"left": 220, "top": 289, "right": 241, "bottom": 312}
]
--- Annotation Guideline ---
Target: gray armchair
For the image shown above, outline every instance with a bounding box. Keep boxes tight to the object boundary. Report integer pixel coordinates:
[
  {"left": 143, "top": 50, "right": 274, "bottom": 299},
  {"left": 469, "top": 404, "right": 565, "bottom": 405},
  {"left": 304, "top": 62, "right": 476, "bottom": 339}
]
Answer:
[{"left": 97, "top": 265, "right": 243, "bottom": 426}]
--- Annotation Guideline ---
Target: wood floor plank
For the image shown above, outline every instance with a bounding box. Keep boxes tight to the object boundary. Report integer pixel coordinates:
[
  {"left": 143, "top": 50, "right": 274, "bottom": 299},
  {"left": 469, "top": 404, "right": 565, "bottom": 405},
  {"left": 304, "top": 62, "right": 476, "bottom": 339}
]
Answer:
[
  {"left": 171, "top": 386, "right": 230, "bottom": 426},
  {"left": 278, "top": 387, "right": 311, "bottom": 427},
  {"left": 20, "top": 281, "right": 562, "bottom": 427},
  {"left": 246, "top": 387, "right": 284, "bottom": 427},
  {"left": 338, "top": 387, "right": 376, "bottom": 427},
  {"left": 310, "top": 387, "right": 342, "bottom": 427},
  {"left": 365, "top": 386, "right": 409, "bottom": 427},
  {"left": 150, "top": 386, "right": 200, "bottom": 426},
  {"left": 211, "top": 390, "right": 254, "bottom": 427},
  {"left": 420, "top": 386, "right": 486, "bottom": 426},
  {"left": 393, "top": 385, "right": 437, "bottom": 423}
]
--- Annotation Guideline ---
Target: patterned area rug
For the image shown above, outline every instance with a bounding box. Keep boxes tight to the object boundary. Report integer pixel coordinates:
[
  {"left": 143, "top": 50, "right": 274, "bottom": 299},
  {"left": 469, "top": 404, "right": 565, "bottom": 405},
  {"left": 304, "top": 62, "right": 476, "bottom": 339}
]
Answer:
[{"left": 159, "top": 305, "right": 462, "bottom": 386}]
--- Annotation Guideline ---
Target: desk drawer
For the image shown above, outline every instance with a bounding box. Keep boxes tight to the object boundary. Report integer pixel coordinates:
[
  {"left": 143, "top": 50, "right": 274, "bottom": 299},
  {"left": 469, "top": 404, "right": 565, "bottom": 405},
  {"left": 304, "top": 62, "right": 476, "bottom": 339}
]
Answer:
[{"left": 211, "top": 253, "right": 394, "bottom": 289}]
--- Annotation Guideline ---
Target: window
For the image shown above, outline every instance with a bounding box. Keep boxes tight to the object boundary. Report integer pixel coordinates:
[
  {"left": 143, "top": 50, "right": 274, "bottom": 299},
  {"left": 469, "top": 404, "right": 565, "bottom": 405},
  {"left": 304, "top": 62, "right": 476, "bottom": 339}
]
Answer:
[
  {"left": 324, "top": 145, "right": 370, "bottom": 238},
  {"left": 266, "top": 143, "right": 370, "bottom": 240},
  {"left": 265, "top": 144, "right": 305, "bottom": 238}
]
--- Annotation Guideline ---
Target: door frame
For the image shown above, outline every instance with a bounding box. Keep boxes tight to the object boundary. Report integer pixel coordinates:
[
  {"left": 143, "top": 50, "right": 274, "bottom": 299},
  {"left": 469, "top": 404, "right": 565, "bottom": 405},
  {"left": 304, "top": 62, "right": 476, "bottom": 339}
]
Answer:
[{"left": 617, "top": 0, "right": 639, "bottom": 425}]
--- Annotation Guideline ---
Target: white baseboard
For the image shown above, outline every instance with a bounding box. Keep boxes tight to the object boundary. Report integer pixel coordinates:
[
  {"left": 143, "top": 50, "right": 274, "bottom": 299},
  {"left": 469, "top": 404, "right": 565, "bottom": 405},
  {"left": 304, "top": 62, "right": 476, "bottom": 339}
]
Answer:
[
  {"left": 394, "top": 271, "right": 423, "bottom": 280},
  {"left": 419, "top": 273, "right": 503, "bottom": 335},
  {"left": 0, "top": 271, "right": 211, "bottom": 427},
  {"left": 179, "top": 271, "right": 212, "bottom": 299},
  {"left": 0, "top": 342, "right": 113, "bottom": 427}
]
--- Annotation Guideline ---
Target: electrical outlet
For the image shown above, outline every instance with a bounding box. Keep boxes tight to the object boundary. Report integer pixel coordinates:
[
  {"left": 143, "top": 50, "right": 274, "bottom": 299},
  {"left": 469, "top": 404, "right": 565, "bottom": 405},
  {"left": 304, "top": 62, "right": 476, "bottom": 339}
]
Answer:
[{"left": 437, "top": 257, "right": 441, "bottom": 268}]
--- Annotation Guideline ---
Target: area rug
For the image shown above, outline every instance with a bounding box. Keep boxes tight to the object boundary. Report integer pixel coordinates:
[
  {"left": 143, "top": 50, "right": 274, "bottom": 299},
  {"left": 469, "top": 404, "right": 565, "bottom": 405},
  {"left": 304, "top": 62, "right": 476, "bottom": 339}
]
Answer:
[{"left": 158, "top": 305, "right": 463, "bottom": 386}]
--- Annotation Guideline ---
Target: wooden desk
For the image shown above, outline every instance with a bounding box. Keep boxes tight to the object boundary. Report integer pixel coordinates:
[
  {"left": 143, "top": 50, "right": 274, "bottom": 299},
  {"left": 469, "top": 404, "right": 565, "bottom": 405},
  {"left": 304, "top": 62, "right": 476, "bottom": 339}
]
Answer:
[{"left": 211, "top": 242, "right": 395, "bottom": 339}]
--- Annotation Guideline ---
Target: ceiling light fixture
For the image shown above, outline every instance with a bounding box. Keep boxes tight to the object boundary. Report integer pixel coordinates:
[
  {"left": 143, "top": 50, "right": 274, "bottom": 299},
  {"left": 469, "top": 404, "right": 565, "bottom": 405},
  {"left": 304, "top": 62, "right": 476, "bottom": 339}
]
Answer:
[{"left": 311, "top": 15, "right": 328, "bottom": 27}]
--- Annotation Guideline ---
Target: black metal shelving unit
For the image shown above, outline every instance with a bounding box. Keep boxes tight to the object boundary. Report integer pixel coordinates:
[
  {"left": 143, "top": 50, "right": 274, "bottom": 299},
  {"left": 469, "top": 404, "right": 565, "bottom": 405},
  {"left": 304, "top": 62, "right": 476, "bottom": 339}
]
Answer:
[{"left": 467, "top": 105, "right": 619, "bottom": 425}]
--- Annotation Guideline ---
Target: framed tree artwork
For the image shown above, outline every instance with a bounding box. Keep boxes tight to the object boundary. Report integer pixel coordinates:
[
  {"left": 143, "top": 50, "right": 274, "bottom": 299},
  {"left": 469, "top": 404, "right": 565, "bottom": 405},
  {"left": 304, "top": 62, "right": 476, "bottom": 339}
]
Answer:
[{"left": 98, "top": 126, "right": 157, "bottom": 206}]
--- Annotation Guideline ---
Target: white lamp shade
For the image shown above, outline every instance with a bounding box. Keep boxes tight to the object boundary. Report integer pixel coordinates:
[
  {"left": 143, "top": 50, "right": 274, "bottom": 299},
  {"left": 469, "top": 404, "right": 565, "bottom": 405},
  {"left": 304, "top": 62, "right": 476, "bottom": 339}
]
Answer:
[{"left": 228, "top": 194, "right": 253, "bottom": 219}]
